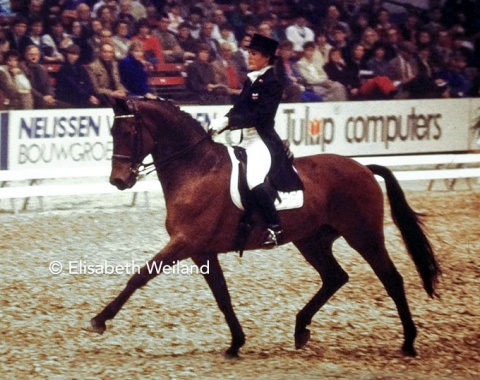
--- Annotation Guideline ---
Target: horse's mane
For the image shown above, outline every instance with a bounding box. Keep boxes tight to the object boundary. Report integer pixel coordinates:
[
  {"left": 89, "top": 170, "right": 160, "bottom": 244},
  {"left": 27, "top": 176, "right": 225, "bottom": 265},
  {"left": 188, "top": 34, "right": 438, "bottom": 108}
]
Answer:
[{"left": 143, "top": 97, "right": 208, "bottom": 136}]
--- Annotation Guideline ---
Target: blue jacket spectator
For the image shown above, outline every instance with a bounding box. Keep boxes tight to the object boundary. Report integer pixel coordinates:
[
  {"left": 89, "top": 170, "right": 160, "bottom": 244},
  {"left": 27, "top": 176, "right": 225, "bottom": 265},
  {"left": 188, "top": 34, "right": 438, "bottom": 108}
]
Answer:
[{"left": 118, "top": 40, "right": 156, "bottom": 98}]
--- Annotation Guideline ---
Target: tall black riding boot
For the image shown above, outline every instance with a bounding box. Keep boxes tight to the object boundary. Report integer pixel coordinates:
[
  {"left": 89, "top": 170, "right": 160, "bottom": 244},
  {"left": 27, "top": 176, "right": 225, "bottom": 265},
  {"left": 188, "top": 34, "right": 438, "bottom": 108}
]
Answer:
[{"left": 251, "top": 184, "right": 283, "bottom": 248}]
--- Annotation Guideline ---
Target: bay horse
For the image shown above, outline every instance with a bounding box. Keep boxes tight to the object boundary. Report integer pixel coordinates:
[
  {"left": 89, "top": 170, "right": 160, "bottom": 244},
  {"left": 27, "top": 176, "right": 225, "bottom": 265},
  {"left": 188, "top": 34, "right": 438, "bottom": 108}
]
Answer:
[{"left": 84, "top": 97, "right": 441, "bottom": 357}]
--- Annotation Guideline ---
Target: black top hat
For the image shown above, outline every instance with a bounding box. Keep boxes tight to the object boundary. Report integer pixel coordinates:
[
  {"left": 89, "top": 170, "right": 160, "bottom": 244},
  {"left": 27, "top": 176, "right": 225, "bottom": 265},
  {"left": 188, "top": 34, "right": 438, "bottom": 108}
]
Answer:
[{"left": 248, "top": 33, "right": 278, "bottom": 58}]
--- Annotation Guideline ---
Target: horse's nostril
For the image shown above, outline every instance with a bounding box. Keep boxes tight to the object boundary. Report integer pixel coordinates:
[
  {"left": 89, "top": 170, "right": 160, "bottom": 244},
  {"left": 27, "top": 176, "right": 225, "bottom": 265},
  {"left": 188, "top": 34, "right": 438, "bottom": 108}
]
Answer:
[{"left": 110, "top": 178, "right": 128, "bottom": 190}]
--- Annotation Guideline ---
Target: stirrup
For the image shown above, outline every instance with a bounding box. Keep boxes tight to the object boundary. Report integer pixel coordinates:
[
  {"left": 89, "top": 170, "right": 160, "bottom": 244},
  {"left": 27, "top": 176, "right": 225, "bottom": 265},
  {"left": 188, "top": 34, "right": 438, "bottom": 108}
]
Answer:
[{"left": 261, "top": 227, "right": 283, "bottom": 248}]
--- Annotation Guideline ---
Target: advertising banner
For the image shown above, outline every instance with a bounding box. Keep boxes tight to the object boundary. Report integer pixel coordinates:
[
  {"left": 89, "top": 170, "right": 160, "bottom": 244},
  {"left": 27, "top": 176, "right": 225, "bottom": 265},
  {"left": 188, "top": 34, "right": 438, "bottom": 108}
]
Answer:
[
  {"left": 186, "top": 99, "right": 471, "bottom": 157},
  {"left": 7, "top": 108, "right": 115, "bottom": 170},
  {"left": 1, "top": 98, "right": 475, "bottom": 172}
]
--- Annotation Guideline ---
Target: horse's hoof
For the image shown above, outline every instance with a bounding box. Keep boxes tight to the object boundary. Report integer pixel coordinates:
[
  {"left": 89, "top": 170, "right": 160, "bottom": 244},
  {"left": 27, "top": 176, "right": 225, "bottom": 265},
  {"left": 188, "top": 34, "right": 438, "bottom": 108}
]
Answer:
[
  {"left": 294, "top": 329, "right": 311, "bottom": 349},
  {"left": 82, "top": 318, "right": 106, "bottom": 335},
  {"left": 402, "top": 344, "right": 417, "bottom": 357},
  {"left": 224, "top": 346, "right": 241, "bottom": 359}
]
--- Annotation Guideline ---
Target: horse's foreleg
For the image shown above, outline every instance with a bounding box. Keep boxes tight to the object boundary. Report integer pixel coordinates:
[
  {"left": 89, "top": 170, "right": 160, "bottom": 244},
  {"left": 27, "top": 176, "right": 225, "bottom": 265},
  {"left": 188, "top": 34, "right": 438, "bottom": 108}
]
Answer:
[
  {"left": 293, "top": 232, "right": 349, "bottom": 350},
  {"left": 84, "top": 238, "right": 191, "bottom": 334},
  {"left": 192, "top": 254, "right": 245, "bottom": 358}
]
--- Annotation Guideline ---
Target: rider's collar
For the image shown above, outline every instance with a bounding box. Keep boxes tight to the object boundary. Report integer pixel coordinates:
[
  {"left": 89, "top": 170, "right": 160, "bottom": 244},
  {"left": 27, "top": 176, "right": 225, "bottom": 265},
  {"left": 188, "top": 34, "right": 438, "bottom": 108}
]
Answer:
[{"left": 247, "top": 65, "right": 272, "bottom": 84}]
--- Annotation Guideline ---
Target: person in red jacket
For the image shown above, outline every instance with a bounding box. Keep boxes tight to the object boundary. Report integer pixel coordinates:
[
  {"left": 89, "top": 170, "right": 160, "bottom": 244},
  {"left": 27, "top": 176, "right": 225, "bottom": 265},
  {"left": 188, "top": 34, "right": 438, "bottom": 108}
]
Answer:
[{"left": 131, "top": 18, "right": 163, "bottom": 64}]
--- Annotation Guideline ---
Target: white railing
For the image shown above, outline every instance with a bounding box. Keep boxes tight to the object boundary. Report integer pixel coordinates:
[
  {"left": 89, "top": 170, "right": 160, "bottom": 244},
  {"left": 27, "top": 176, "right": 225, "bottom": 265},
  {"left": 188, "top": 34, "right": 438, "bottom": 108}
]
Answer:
[{"left": 1, "top": 153, "right": 479, "bottom": 213}]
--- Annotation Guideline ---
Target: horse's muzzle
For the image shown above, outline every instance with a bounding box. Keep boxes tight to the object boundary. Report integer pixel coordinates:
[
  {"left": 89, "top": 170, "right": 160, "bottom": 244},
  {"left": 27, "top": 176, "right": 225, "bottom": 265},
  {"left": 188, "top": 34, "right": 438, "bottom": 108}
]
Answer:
[{"left": 110, "top": 177, "right": 130, "bottom": 190}]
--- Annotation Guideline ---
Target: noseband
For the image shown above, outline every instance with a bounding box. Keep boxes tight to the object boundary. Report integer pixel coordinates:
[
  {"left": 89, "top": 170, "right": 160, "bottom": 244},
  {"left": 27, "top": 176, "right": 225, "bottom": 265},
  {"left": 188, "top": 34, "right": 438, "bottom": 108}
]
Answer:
[{"left": 111, "top": 100, "right": 210, "bottom": 176}]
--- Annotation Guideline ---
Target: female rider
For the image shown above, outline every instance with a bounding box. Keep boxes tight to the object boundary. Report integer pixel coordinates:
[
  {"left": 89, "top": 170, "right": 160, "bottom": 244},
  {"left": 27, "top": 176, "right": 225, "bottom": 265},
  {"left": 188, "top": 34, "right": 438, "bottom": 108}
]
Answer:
[{"left": 210, "top": 33, "right": 302, "bottom": 248}]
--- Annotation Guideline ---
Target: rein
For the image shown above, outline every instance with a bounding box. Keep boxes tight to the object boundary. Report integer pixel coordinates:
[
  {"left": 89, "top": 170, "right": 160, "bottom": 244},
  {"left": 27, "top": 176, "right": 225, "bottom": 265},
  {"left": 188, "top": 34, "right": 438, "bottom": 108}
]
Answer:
[{"left": 112, "top": 108, "right": 211, "bottom": 176}]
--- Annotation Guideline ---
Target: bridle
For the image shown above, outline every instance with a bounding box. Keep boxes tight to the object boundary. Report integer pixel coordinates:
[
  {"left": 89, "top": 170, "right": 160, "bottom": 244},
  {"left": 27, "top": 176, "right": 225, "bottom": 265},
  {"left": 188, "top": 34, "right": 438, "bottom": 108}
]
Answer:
[{"left": 111, "top": 100, "right": 210, "bottom": 177}]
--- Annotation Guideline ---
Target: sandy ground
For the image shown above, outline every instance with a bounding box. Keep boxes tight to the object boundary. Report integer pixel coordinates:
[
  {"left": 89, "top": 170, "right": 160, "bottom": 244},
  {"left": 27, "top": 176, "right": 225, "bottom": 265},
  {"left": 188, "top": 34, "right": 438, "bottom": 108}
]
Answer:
[{"left": 0, "top": 177, "right": 479, "bottom": 380}]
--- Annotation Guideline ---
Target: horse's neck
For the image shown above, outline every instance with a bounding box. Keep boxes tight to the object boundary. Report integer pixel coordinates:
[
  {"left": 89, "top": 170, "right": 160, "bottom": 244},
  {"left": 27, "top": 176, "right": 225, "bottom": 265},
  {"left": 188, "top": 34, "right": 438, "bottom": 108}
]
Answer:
[{"left": 146, "top": 106, "right": 218, "bottom": 189}]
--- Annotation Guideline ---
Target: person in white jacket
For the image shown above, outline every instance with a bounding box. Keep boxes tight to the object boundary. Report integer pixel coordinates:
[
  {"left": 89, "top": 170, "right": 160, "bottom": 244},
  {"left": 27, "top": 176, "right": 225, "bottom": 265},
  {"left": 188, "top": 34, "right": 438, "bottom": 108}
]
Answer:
[
  {"left": 285, "top": 15, "right": 314, "bottom": 53},
  {"left": 296, "top": 41, "right": 347, "bottom": 101}
]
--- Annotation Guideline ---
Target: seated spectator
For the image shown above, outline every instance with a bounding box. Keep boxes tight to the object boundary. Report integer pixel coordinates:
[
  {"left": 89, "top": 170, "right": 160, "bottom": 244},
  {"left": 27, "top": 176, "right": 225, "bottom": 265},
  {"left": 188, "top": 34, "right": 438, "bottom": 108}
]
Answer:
[
  {"left": 366, "top": 44, "right": 390, "bottom": 77},
  {"left": 167, "top": 2, "right": 184, "bottom": 34},
  {"left": 451, "top": 31, "right": 475, "bottom": 67},
  {"left": 5, "top": 16, "right": 33, "bottom": 56},
  {"left": 195, "top": 0, "right": 219, "bottom": 21},
  {"left": 321, "top": 4, "right": 351, "bottom": 43},
  {"left": 424, "top": 7, "right": 443, "bottom": 37},
  {"left": 257, "top": 21, "right": 276, "bottom": 41},
  {"left": 112, "top": 20, "right": 131, "bottom": 60},
  {"left": 331, "top": 24, "right": 352, "bottom": 63},
  {"left": 211, "top": 42, "right": 242, "bottom": 102},
  {"left": 274, "top": 40, "right": 322, "bottom": 102},
  {"left": 92, "top": 0, "right": 119, "bottom": 20},
  {"left": 21, "top": 45, "right": 57, "bottom": 108},
  {"left": 360, "top": 27, "right": 380, "bottom": 63},
  {"left": 176, "top": 22, "right": 198, "bottom": 62},
  {"left": 96, "top": 5, "right": 115, "bottom": 32},
  {"left": 296, "top": 41, "right": 347, "bottom": 101},
  {"left": 312, "top": 30, "right": 333, "bottom": 65},
  {"left": 227, "top": 0, "right": 257, "bottom": 41},
  {"left": 0, "top": 49, "right": 34, "bottom": 109},
  {"left": 152, "top": 14, "right": 184, "bottom": 63},
  {"left": 185, "top": 43, "right": 229, "bottom": 104},
  {"left": 131, "top": 18, "right": 163, "bottom": 64},
  {"left": 231, "top": 33, "right": 250, "bottom": 82},
  {"left": 186, "top": 6, "right": 203, "bottom": 39},
  {"left": 130, "top": 0, "right": 147, "bottom": 21},
  {"left": 416, "top": 29, "right": 443, "bottom": 71},
  {"left": 216, "top": 23, "right": 237, "bottom": 52},
  {"left": 387, "top": 41, "right": 419, "bottom": 97},
  {"left": 262, "top": 14, "right": 285, "bottom": 42},
  {"left": 76, "top": 3, "right": 92, "bottom": 30},
  {"left": 383, "top": 26, "right": 401, "bottom": 61},
  {"left": 27, "top": 17, "right": 45, "bottom": 53},
  {"left": 433, "top": 28, "right": 453, "bottom": 71},
  {"left": 41, "top": 17, "right": 71, "bottom": 63},
  {"left": 198, "top": 20, "right": 220, "bottom": 61},
  {"left": 55, "top": 44, "right": 100, "bottom": 107},
  {"left": 335, "top": 42, "right": 397, "bottom": 100},
  {"left": 118, "top": 40, "right": 156, "bottom": 98},
  {"left": 86, "top": 18, "right": 105, "bottom": 55},
  {"left": 87, "top": 42, "right": 127, "bottom": 105},
  {"left": 373, "top": 7, "right": 393, "bottom": 42},
  {"left": 437, "top": 53, "right": 472, "bottom": 98},
  {"left": 324, "top": 48, "right": 361, "bottom": 99},
  {"left": 285, "top": 15, "right": 315, "bottom": 53},
  {"left": 117, "top": 0, "right": 136, "bottom": 36},
  {"left": 399, "top": 12, "right": 420, "bottom": 44},
  {"left": 70, "top": 19, "right": 94, "bottom": 64},
  {"left": 349, "top": 12, "right": 371, "bottom": 43}
]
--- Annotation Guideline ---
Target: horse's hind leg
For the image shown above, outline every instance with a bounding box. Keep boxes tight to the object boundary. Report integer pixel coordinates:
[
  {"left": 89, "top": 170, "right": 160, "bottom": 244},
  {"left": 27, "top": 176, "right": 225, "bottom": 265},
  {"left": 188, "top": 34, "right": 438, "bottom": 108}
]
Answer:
[
  {"left": 345, "top": 232, "right": 417, "bottom": 356},
  {"left": 293, "top": 229, "right": 349, "bottom": 350},
  {"left": 191, "top": 254, "right": 245, "bottom": 357}
]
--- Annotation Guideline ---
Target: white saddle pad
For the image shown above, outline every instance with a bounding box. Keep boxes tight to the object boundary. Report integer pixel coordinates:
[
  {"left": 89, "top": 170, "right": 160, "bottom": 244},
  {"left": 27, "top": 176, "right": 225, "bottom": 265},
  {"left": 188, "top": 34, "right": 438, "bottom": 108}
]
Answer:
[{"left": 227, "top": 147, "right": 304, "bottom": 211}]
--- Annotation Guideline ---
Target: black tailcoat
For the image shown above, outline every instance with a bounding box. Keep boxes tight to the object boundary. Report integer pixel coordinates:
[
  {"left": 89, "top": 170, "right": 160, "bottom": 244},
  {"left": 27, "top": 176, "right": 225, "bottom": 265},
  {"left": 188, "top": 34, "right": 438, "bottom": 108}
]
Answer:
[{"left": 227, "top": 67, "right": 303, "bottom": 192}]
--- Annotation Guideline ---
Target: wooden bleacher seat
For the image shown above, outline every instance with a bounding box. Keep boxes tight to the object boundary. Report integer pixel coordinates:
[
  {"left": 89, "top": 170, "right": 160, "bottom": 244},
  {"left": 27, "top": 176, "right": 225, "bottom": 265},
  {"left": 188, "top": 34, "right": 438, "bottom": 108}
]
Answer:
[{"left": 148, "top": 64, "right": 196, "bottom": 103}]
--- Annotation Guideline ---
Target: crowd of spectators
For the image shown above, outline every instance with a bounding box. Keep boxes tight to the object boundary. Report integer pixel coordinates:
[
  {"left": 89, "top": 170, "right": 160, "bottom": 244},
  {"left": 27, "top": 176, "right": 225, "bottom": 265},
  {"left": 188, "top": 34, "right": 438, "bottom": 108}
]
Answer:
[{"left": 0, "top": 0, "right": 480, "bottom": 109}]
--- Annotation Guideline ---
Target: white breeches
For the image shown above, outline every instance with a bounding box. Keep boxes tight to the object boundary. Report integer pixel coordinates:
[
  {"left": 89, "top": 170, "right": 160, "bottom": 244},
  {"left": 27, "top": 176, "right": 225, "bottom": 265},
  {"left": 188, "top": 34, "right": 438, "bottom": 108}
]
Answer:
[{"left": 238, "top": 128, "right": 272, "bottom": 190}]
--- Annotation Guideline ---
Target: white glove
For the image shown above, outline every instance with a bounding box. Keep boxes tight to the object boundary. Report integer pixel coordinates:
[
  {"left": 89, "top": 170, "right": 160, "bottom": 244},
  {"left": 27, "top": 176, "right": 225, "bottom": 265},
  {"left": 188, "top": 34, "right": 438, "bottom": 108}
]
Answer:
[{"left": 209, "top": 116, "right": 229, "bottom": 133}]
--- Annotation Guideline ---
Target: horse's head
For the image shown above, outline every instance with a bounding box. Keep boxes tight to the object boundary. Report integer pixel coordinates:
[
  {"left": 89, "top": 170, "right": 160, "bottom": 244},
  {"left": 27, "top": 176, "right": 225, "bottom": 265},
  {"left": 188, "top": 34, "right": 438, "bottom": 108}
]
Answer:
[{"left": 110, "top": 98, "right": 156, "bottom": 190}]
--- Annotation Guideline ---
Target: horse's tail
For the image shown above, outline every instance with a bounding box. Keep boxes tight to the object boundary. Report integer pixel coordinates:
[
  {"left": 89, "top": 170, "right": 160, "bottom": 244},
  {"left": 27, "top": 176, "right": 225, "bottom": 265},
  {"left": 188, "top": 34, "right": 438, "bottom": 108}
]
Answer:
[{"left": 367, "top": 164, "right": 441, "bottom": 298}]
